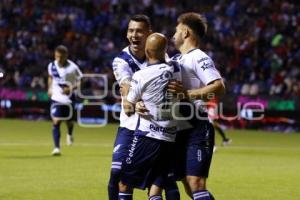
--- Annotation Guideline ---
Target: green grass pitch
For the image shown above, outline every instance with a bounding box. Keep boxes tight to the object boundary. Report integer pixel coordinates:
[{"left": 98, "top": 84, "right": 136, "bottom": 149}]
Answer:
[{"left": 1, "top": 119, "right": 300, "bottom": 200}]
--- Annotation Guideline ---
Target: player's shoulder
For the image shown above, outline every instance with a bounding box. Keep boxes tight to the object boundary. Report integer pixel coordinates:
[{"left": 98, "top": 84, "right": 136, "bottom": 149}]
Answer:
[
  {"left": 113, "top": 47, "right": 130, "bottom": 61},
  {"left": 67, "top": 60, "right": 78, "bottom": 67},
  {"left": 147, "top": 62, "right": 171, "bottom": 71},
  {"left": 189, "top": 49, "right": 212, "bottom": 64},
  {"left": 47, "top": 61, "right": 56, "bottom": 74},
  {"left": 133, "top": 62, "right": 159, "bottom": 76},
  {"left": 112, "top": 47, "right": 131, "bottom": 66},
  {"left": 170, "top": 53, "right": 182, "bottom": 61},
  {"left": 66, "top": 60, "right": 81, "bottom": 72},
  {"left": 48, "top": 60, "right": 55, "bottom": 67}
]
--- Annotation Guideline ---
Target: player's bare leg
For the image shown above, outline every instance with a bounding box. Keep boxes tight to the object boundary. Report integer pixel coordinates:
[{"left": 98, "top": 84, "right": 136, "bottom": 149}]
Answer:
[
  {"left": 149, "top": 184, "right": 163, "bottom": 200},
  {"left": 118, "top": 182, "right": 133, "bottom": 200},
  {"left": 182, "top": 178, "right": 193, "bottom": 198},
  {"left": 186, "top": 176, "right": 215, "bottom": 200}
]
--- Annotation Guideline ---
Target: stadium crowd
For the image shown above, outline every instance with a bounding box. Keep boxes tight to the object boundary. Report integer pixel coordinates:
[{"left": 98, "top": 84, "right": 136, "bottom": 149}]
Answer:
[{"left": 0, "top": 0, "right": 299, "bottom": 97}]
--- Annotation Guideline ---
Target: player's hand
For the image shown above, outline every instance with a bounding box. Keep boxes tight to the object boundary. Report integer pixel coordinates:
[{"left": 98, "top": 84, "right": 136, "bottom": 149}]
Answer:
[
  {"left": 120, "top": 83, "right": 130, "bottom": 97},
  {"left": 63, "top": 86, "right": 71, "bottom": 95},
  {"left": 167, "top": 80, "right": 186, "bottom": 99},
  {"left": 135, "top": 101, "right": 149, "bottom": 116},
  {"left": 47, "top": 89, "right": 52, "bottom": 97}
]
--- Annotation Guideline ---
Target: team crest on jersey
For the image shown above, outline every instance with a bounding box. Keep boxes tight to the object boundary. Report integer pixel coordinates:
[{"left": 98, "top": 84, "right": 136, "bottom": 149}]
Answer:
[
  {"left": 160, "top": 71, "right": 172, "bottom": 80},
  {"left": 200, "top": 62, "right": 213, "bottom": 71}
]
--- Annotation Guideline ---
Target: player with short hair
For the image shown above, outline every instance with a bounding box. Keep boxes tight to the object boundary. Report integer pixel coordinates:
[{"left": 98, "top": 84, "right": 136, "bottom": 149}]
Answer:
[
  {"left": 108, "top": 15, "right": 179, "bottom": 200},
  {"left": 119, "top": 32, "right": 181, "bottom": 200},
  {"left": 48, "top": 45, "right": 82, "bottom": 155},
  {"left": 168, "top": 12, "right": 226, "bottom": 200}
]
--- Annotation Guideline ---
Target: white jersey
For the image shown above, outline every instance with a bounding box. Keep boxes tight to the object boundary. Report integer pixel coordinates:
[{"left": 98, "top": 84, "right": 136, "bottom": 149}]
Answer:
[
  {"left": 48, "top": 60, "right": 82, "bottom": 103},
  {"left": 112, "top": 47, "right": 148, "bottom": 130},
  {"left": 127, "top": 62, "right": 181, "bottom": 142},
  {"left": 173, "top": 49, "right": 222, "bottom": 112}
]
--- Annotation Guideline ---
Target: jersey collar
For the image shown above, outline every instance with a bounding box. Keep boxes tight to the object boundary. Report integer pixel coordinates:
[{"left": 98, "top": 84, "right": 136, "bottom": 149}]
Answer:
[
  {"left": 128, "top": 47, "right": 146, "bottom": 64},
  {"left": 186, "top": 48, "right": 198, "bottom": 54},
  {"left": 147, "top": 61, "right": 166, "bottom": 67},
  {"left": 55, "top": 60, "right": 70, "bottom": 68}
]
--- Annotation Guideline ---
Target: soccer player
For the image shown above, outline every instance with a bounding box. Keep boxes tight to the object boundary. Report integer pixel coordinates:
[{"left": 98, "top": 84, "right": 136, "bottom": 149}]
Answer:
[
  {"left": 119, "top": 32, "right": 180, "bottom": 200},
  {"left": 168, "top": 13, "right": 226, "bottom": 199},
  {"left": 108, "top": 15, "right": 179, "bottom": 200},
  {"left": 47, "top": 45, "right": 82, "bottom": 155}
]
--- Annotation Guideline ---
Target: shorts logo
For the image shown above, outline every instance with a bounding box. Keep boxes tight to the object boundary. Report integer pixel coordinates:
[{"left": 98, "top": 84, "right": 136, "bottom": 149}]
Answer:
[
  {"left": 197, "top": 149, "right": 202, "bottom": 162},
  {"left": 113, "top": 144, "right": 121, "bottom": 153},
  {"left": 126, "top": 136, "right": 138, "bottom": 164}
]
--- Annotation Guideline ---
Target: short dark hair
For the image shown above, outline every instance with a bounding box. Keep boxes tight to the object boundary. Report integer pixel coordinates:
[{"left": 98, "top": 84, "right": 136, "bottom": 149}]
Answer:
[
  {"left": 178, "top": 12, "right": 207, "bottom": 39},
  {"left": 130, "top": 14, "right": 151, "bottom": 30},
  {"left": 55, "top": 45, "right": 68, "bottom": 55}
]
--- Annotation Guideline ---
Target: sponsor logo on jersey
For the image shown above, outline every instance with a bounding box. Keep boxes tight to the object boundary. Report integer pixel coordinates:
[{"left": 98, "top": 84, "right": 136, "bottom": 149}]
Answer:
[
  {"left": 149, "top": 124, "right": 176, "bottom": 133},
  {"left": 197, "top": 57, "right": 209, "bottom": 63}
]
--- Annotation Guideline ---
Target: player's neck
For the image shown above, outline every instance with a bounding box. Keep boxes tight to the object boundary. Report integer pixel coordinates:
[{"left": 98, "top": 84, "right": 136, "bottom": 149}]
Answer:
[
  {"left": 147, "top": 58, "right": 165, "bottom": 65},
  {"left": 57, "top": 60, "right": 68, "bottom": 68},
  {"left": 129, "top": 47, "right": 145, "bottom": 62},
  {"left": 179, "top": 40, "right": 199, "bottom": 54}
]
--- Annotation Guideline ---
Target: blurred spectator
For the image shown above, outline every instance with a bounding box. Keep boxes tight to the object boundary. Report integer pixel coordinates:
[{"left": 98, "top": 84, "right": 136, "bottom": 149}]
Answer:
[{"left": 0, "top": 0, "right": 299, "bottom": 97}]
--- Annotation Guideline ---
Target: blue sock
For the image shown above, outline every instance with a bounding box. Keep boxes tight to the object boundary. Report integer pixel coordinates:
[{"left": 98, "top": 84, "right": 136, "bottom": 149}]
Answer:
[
  {"left": 118, "top": 192, "right": 132, "bottom": 200},
  {"left": 165, "top": 179, "right": 180, "bottom": 200},
  {"left": 67, "top": 122, "right": 74, "bottom": 136},
  {"left": 193, "top": 190, "right": 214, "bottom": 200},
  {"left": 209, "top": 192, "right": 215, "bottom": 200},
  {"left": 108, "top": 169, "right": 121, "bottom": 200},
  {"left": 52, "top": 124, "right": 60, "bottom": 148},
  {"left": 165, "top": 189, "right": 180, "bottom": 200},
  {"left": 149, "top": 195, "right": 162, "bottom": 200}
]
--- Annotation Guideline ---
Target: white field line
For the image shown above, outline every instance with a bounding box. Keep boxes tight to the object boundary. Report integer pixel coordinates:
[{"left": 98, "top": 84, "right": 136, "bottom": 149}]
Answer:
[
  {"left": 0, "top": 142, "right": 300, "bottom": 151},
  {"left": 216, "top": 145, "right": 300, "bottom": 151},
  {"left": 0, "top": 142, "right": 112, "bottom": 147}
]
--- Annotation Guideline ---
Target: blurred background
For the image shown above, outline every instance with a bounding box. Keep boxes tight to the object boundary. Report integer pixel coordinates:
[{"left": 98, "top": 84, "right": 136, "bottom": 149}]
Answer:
[{"left": 0, "top": 0, "right": 299, "bottom": 131}]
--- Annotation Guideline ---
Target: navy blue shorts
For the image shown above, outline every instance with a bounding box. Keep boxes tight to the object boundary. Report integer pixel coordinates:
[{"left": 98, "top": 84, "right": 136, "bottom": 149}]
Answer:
[
  {"left": 120, "top": 134, "right": 175, "bottom": 190},
  {"left": 111, "top": 127, "right": 134, "bottom": 171},
  {"left": 50, "top": 100, "right": 74, "bottom": 120},
  {"left": 175, "top": 119, "right": 215, "bottom": 179}
]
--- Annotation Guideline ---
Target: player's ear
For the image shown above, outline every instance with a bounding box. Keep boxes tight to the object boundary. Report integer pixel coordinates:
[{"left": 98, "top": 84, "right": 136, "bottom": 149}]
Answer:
[
  {"left": 183, "top": 27, "right": 189, "bottom": 39},
  {"left": 145, "top": 49, "right": 150, "bottom": 58}
]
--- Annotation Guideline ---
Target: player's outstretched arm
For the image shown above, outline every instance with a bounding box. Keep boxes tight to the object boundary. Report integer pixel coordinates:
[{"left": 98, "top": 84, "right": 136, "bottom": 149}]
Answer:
[
  {"left": 187, "top": 79, "right": 225, "bottom": 101},
  {"left": 167, "top": 80, "right": 186, "bottom": 100},
  {"left": 167, "top": 79, "right": 225, "bottom": 101}
]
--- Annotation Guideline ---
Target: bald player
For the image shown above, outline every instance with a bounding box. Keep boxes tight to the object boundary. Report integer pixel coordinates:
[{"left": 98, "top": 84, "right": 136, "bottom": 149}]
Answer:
[{"left": 118, "top": 33, "right": 181, "bottom": 200}]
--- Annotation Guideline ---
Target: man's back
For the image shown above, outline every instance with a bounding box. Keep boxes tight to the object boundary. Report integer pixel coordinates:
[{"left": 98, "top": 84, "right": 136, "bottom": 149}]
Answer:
[{"left": 127, "top": 62, "right": 181, "bottom": 142}]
